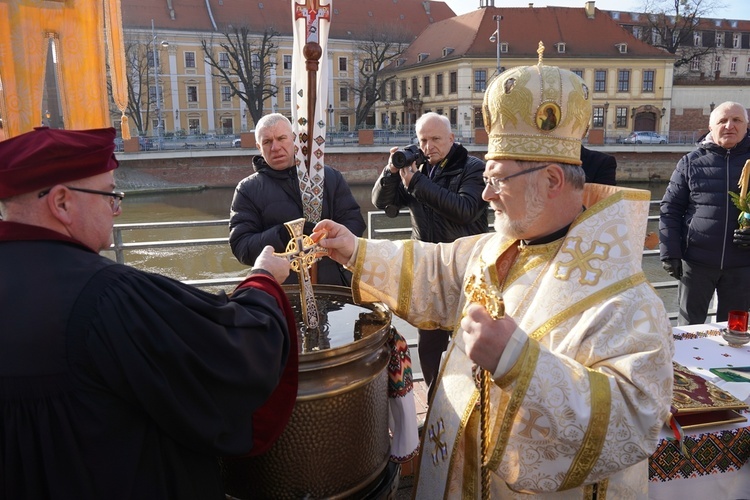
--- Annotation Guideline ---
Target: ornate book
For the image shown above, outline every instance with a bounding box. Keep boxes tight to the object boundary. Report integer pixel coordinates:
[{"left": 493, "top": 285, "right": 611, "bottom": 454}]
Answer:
[{"left": 671, "top": 362, "right": 748, "bottom": 430}]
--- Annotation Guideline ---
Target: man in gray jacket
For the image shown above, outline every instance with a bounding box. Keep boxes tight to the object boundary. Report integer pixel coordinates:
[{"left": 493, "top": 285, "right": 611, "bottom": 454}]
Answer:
[{"left": 372, "top": 112, "right": 488, "bottom": 398}]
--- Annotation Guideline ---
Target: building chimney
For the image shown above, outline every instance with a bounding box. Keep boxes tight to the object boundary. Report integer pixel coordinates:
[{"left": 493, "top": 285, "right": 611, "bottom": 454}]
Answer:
[{"left": 585, "top": 1, "right": 595, "bottom": 19}]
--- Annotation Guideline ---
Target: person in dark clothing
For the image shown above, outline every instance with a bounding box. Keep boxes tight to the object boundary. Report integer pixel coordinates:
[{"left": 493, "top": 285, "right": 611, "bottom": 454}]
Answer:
[
  {"left": 372, "top": 112, "right": 488, "bottom": 399},
  {"left": 660, "top": 101, "right": 750, "bottom": 325},
  {"left": 0, "top": 127, "right": 297, "bottom": 499},
  {"left": 580, "top": 145, "right": 617, "bottom": 185},
  {"left": 229, "top": 113, "right": 365, "bottom": 286}
]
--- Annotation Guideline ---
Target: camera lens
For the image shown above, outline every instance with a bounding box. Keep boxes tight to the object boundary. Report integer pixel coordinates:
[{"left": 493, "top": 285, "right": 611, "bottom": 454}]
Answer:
[{"left": 391, "top": 150, "right": 412, "bottom": 168}]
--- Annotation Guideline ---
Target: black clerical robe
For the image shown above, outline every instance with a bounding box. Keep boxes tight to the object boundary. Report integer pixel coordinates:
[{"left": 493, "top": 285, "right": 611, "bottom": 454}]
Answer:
[{"left": 0, "top": 221, "right": 297, "bottom": 499}]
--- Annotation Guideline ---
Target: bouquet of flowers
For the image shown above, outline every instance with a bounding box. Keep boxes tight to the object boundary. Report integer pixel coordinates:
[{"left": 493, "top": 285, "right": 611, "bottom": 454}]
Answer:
[{"left": 729, "top": 160, "right": 750, "bottom": 229}]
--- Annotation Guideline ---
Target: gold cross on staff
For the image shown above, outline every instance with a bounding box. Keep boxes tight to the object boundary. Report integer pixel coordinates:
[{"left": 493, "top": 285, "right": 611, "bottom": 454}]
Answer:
[{"left": 274, "top": 218, "right": 328, "bottom": 329}]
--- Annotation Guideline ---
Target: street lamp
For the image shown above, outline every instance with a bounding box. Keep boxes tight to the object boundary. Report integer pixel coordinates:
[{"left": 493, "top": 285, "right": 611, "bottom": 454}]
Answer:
[
  {"left": 151, "top": 19, "right": 168, "bottom": 149},
  {"left": 603, "top": 101, "right": 610, "bottom": 144},
  {"left": 490, "top": 14, "right": 503, "bottom": 76}
]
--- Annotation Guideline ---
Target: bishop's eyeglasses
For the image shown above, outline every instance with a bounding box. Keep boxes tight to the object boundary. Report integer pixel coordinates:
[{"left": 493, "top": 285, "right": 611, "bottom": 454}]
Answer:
[
  {"left": 482, "top": 164, "right": 550, "bottom": 194},
  {"left": 38, "top": 186, "right": 125, "bottom": 213}
]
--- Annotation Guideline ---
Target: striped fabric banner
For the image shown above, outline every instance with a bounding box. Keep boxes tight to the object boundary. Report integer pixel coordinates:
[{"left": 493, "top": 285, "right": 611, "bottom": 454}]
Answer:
[{"left": 291, "top": 0, "right": 331, "bottom": 224}]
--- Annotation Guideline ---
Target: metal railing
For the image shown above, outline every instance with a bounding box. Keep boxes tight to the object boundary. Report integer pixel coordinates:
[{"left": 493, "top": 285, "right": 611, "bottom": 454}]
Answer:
[{"left": 110, "top": 205, "right": 698, "bottom": 322}]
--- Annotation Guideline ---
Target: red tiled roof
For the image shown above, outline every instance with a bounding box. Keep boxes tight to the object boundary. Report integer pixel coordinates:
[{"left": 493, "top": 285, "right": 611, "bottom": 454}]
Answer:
[
  {"left": 397, "top": 6, "right": 672, "bottom": 68},
  {"left": 122, "top": 0, "right": 455, "bottom": 39},
  {"left": 611, "top": 10, "right": 750, "bottom": 31}
]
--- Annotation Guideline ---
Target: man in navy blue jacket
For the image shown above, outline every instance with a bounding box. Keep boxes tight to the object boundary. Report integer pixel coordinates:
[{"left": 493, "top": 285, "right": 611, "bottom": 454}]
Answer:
[{"left": 659, "top": 101, "right": 750, "bottom": 325}]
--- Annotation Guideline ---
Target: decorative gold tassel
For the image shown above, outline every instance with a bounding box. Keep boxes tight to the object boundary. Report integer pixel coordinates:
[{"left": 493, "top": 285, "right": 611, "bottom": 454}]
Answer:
[{"left": 120, "top": 113, "right": 130, "bottom": 140}]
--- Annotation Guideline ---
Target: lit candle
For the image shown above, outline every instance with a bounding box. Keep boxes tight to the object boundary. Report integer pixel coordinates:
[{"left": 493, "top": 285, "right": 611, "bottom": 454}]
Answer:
[{"left": 739, "top": 159, "right": 750, "bottom": 203}]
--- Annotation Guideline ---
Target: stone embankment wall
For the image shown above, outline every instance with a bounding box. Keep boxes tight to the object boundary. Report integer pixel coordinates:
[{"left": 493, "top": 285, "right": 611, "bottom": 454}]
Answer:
[{"left": 115, "top": 146, "right": 691, "bottom": 191}]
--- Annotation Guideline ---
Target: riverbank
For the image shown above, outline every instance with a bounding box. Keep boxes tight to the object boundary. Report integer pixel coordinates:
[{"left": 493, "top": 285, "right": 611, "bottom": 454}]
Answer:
[{"left": 114, "top": 145, "right": 690, "bottom": 191}]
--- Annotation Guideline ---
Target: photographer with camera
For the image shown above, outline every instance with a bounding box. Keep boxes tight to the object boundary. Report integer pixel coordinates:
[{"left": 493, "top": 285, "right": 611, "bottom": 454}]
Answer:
[{"left": 372, "top": 112, "right": 488, "bottom": 400}]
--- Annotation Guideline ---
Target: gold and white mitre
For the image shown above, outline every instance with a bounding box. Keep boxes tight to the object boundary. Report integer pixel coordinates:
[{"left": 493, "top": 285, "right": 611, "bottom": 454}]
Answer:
[{"left": 482, "top": 41, "right": 591, "bottom": 165}]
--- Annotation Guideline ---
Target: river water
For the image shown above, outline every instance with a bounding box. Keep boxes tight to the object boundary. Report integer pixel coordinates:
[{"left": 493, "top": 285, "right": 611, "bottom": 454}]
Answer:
[{"left": 112, "top": 181, "right": 675, "bottom": 314}]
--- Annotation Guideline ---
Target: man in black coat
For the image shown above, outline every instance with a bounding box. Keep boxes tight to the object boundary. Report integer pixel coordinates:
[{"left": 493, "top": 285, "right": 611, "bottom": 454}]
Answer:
[
  {"left": 580, "top": 145, "right": 617, "bottom": 185},
  {"left": 0, "top": 127, "right": 297, "bottom": 499},
  {"left": 229, "top": 113, "right": 366, "bottom": 286},
  {"left": 372, "top": 112, "right": 488, "bottom": 399},
  {"left": 660, "top": 101, "right": 750, "bottom": 324}
]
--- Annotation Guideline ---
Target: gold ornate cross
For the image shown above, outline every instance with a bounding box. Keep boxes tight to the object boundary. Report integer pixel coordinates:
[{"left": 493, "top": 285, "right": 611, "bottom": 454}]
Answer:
[
  {"left": 428, "top": 418, "right": 448, "bottom": 465},
  {"left": 274, "top": 217, "right": 328, "bottom": 329}
]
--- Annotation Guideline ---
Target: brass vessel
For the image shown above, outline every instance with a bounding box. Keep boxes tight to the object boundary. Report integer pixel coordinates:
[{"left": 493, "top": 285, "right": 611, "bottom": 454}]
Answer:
[{"left": 224, "top": 285, "right": 394, "bottom": 499}]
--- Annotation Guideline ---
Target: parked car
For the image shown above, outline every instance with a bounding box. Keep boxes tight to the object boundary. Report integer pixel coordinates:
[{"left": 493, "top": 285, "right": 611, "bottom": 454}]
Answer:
[
  {"left": 623, "top": 131, "right": 668, "bottom": 144},
  {"left": 138, "top": 136, "right": 153, "bottom": 150}
]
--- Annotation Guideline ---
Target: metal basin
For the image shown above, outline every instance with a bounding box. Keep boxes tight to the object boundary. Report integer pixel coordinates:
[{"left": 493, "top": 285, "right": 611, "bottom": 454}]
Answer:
[{"left": 223, "top": 285, "right": 393, "bottom": 499}]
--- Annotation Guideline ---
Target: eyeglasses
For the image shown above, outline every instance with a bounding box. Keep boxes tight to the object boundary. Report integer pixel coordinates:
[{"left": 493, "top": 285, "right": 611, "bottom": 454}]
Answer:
[
  {"left": 482, "top": 164, "right": 550, "bottom": 194},
  {"left": 38, "top": 186, "right": 125, "bottom": 213}
]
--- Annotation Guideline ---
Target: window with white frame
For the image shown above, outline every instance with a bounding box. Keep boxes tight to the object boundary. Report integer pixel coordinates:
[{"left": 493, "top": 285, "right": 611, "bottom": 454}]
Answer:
[
  {"left": 690, "top": 57, "right": 701, "bottom": 71},
  {"left": 474, "top": 69, "right": 487, "bottom": 92},
  {"left": 187, "top": 85, "right": 198, "bottom": 102},
  {"left": 340, "top": 86, "right": 349, "bottom": 102},
  {"left": 188, "top": 118, "right": 200, "bottom": 134},
  {"left": 251, "top": 54, "right": 260, "bottom": 70},
  {"left": 593, "top": 107, "right": 604, "bottom": 127},
  {"left": 731, "top": 56, "right": 738, "bottom": 73},
  {"left": 219, "top": 52, "right": 230, "bottom": 68},
  {"left": 694, "top": 31, "right": 702, "bottom": 46},
  {"left": 184, "top": 51, "right": 196, "bottom": 68},
  {"left": 338, "top": 57, "right": 347, "bottom": 71},
  {"left": 651, "top": 28, "right": 661, "bottom": 45},
  {"left": 642, "top": 70, "right": 654, "bottom": 92},
  {"left": 594, "top": 70, "right": 606, "bottom": 92},
  {"left": 714, "top": 55, "right": 721, "bottom": 72},
  {"left": 284, "top": 86, "right": 291, "bottom": 103},
  {"left": 734, "top": 33, "right": 742, "bottom": 49},
  {"left": 616, "top": 106, "right": 628, "bottom": 127},
  {"left": 747, "top": 57, "right": 750, "bottom": 73},
  {"left": 633, "top": 26, "right": 642, "bottom": 39},
  {"left": 283, "top": 55, "right": 292, "bottom": 70},
  {"left": 364, "top": 59, "right": 373, "bottom": 73},
  {"left": 221, "top": 85, "right": 231, "bottom": 101},
  {"left": 617, "top": 69, "right": 630, "bottom": 92},
  {"left": 715, "top": 32, "right": 724, "bottom": 48}
]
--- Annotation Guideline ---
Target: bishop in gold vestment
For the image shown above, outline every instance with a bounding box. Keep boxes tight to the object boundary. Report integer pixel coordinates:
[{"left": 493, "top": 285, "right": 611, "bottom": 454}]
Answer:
[{"left": 314, "top": 48, "right": 673, "bottom": 499}]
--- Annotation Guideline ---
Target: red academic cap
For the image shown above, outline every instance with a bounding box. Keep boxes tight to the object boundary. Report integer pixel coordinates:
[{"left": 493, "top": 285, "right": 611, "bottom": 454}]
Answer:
[{"left": 0, "top": 126, "right": 119, "bottom": 198}]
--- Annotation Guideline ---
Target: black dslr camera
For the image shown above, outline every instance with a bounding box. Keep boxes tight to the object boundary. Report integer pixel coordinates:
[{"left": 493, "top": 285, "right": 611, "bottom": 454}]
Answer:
[{"left": 391, "top": 144, "right": 428, "bottom": 169}]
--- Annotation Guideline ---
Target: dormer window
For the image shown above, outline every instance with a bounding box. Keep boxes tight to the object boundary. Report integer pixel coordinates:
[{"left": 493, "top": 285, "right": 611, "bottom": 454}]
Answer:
[
  {"left": 396, "top": 58, "right": 406, "bottom": 67},
  {"left": 616, "top": 43, "right": 628, "bottom": 54},
  {"left": 556, "top": 42, "right": 566, "bottom": 53},
  {"left": 418, "top": 53, "right": 429, "bottom": 62},
  {"left": 611, "top": 11, "right": 620, "bottom": 20},
  {"left": 442, "top": 47, "right": 454, "bottom": 57}
]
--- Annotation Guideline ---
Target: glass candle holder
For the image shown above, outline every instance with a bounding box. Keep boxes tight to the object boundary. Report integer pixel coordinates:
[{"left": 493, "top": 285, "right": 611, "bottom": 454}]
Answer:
[{"left": 727, "top": 310, "right": 749, "bottom": 333}]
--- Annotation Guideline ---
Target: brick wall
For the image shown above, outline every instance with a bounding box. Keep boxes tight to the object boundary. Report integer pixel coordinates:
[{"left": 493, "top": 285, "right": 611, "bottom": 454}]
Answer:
[{"left": 116, "top": 148, "right": 687, "bottom": 189}]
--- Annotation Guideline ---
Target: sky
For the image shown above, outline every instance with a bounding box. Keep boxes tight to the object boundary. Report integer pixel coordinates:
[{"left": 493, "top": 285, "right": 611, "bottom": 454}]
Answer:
[{"left": 443, "top": 0, "right": 750, "bottom": 21}]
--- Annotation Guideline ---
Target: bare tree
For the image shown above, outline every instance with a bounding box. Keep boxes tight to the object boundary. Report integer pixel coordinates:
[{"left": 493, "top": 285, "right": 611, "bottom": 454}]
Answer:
[
  {"left": 345, "top": 24, "right": 411, "bottom": 130},
  {"left": 636, "top": 0, "right": 724, "bottom": 70},
  {"left": 107, "top": 38, "right": 165, "bottom": 136},
  {"left": 202, "top": 26, "right": 279, "bottom": 126}
]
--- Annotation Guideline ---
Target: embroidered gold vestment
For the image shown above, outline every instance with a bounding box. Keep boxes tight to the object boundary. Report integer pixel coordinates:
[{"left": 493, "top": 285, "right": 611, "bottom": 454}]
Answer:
[{"left": 350, "top": 185, "right": 674, "bottom": 499}]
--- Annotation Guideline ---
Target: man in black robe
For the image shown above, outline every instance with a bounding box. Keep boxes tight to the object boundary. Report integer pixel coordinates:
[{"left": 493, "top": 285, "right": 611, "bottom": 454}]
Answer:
[{"left": 0, "top": 127, "right": 297, "bottom": 499}]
